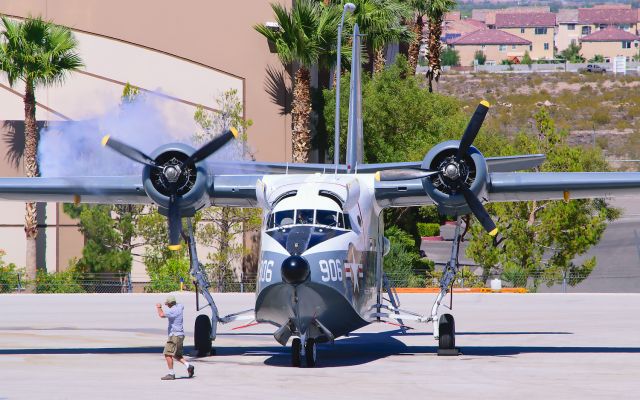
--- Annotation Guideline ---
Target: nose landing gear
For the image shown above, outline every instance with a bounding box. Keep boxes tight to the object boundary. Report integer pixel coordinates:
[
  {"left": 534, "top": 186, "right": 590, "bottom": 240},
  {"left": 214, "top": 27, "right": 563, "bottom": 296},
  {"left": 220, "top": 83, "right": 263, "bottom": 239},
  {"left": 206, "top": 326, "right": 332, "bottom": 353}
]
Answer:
[{"left": 290, "top": 337, "right": 318, "bottom": 367}]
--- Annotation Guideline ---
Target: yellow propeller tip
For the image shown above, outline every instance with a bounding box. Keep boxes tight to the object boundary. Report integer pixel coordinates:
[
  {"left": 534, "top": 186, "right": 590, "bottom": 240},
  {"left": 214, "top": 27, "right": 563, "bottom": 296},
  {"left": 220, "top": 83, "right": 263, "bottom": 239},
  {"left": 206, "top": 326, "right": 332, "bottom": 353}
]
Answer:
[
  {"left": 101, "top": 135, "right": 110, "bottom": 146},
  {"left": 168, "top": 244, "right": 182, "bottom": 251},
  {"left": 230, "top": 127, "right": 239, "bottom": 138},
  {"left": 489, "top": 228, "right": 498, "bottom": 237},
  {"left": 480, "top": 100, "right": 491, "bottom": 108},
  {"left": 374, "top": 171, "right": 381, "bottom": 182}
]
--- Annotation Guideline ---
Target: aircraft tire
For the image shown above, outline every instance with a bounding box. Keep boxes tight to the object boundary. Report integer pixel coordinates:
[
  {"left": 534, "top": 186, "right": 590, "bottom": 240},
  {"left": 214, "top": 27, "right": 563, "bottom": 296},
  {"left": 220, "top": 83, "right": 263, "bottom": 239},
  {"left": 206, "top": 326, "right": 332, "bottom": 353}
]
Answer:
[
  {"left": 194, "top": 314, "right": 212, "bottom": 357},
  {"left": 291, "top": 338, "right": 301, "bottom": 367},
  {"left": 305, "top": 338, "right": 317, "bottom": 367},
  {"left": 438, "top": 313, "right": 455, "bottom": 350}
]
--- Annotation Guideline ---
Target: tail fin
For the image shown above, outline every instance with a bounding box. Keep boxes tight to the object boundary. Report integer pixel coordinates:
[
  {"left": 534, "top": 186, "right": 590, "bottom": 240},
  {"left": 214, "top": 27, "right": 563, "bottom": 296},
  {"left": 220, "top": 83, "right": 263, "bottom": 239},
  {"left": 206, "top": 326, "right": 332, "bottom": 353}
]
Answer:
[{"left": 346, "top": 24, "right": 363, "bottom": 173}]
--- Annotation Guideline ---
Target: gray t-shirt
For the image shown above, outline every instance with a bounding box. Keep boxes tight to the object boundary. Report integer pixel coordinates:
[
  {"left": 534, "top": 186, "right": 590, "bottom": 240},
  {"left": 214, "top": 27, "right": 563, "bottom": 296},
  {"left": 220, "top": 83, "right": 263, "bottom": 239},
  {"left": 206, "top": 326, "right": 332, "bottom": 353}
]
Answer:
[{"left": 164, "top": 303, "right": 185, "bottom": 337}]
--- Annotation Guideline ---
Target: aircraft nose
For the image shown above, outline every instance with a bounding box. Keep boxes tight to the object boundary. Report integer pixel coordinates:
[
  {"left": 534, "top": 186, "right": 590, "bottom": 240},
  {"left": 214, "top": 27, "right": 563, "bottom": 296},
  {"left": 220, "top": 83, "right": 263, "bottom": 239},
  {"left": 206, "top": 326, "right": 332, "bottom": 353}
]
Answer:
[{"left": 281, "top": 255, "right": 310, "bottom": 285}]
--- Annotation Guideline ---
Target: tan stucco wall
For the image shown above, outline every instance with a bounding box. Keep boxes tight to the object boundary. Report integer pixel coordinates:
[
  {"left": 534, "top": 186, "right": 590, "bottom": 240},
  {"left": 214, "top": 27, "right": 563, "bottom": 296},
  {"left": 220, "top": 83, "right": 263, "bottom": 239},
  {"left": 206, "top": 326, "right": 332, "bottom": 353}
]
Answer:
[
  {"left": 557, "top": 22, "right": 640, "bottom": 52},
  {"left": 503, "top": 27, "right": 554, "bottom": 59},
  {"left": 0, "top": 0, "right": 293, "bottom": 162},
  {"left": 0, "top": 0, "right": 295, "bottom": 277},
  {"left": 453, "top": 44, "right": 530, "bottom": 66},
  {"left": 581, "top": 40, "right": 640, "bottom": 61}
]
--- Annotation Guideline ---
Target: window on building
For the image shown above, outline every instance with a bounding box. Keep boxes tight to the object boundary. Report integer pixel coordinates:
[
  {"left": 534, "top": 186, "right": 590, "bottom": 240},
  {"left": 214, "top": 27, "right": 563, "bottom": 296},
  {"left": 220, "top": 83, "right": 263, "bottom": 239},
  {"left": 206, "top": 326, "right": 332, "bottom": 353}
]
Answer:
[
  {"left": 568, "top": 24, "right": 575, "bottom": 31},
  {"left": 571, "top": 39, "right": 577, "bottom": 45},
  {"left": 619, "top": 24, "right": 630, "bottom": 31},
  {"left": 481, "top": 45, "right": 486, "bottom": 49},
  {"left": 512, "top": 44, "right": 516, "bottom": 50},
  {"left": 544, "top": 42, "right": 549, "bottom": 50},
  {"left": 622, "top": 41, "right": 631, "bottom": 49},
  {"left": 582, "top": 26, "right": 591, "bottom": 35},
  {"left": 534, "top": 27, "right": 547, "bottom": 35},
  {"left": 520, "top": 28, "right": 525, "bottom": 34},
  {"left": 499, "top": 44, "right": 506, "bottom": 51},
  {"left": 529, "top": 45, "right": 533, "bottom": 51},
  {"left": 599, "top": 24, "right": 607, "bottom": 30}
]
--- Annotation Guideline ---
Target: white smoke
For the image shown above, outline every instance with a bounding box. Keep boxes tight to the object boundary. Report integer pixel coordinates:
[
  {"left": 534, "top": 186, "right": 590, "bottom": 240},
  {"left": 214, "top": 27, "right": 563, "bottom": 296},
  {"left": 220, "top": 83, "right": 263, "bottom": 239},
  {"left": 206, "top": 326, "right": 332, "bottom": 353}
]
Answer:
[{"left": 38, "top": 90, "right": 254, "bottom": 177}]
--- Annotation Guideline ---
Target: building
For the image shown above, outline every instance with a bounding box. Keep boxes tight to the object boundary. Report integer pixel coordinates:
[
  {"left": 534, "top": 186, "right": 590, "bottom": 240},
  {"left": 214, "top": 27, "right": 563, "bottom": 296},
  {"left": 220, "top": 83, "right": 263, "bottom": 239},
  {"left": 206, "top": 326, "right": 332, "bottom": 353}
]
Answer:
[
  {"left": 448, "top": 29, "right": 531, "bottom": 66},
  {"left": 472, "top": 6, "right": 550, "bottom": 27},
  {"left": 0, "top": 1, "right": 294, "bottom": 280},
  {"left": 442, "top": 18, "right": 487, "bottom": 44},
  {"left": 495, "top": 12, "right": 556, "bottom": 60},
  {"left": 580, "top": 27, "right": 640, "bottom": 62},
  {"left": 556, "top": 6, "right": 640, "bottom": 52}
]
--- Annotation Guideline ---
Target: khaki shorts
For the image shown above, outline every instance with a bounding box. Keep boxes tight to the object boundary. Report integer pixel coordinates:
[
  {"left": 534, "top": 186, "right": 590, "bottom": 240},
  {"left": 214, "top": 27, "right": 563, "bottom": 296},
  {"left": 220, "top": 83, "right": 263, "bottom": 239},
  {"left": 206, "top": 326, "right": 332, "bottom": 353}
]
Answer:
[{"left": 163, "top": 335, "right": 185, "bottom": 357}]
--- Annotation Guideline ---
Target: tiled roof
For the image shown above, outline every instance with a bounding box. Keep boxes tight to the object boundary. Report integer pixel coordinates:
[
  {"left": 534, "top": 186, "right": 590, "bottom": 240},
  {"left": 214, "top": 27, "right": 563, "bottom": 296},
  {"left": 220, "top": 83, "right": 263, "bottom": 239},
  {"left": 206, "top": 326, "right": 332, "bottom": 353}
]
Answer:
[
  {"left": 495, "top": 12, "right": 556, "bottom": 28},
  {"left": 557, "top": 9, "right": 579, "bottom": 24},
  {"left": 578, "top": 8, "right": 637, "bottom": 24},
  {"left": 580, "top": 27, "right": 639, "bottom": 42},
  {"left": 465, "top": 19, "right": 488, "bottom": 29},
  {"left": 449, "top": 29, "right": 531, "bottom": 46}
]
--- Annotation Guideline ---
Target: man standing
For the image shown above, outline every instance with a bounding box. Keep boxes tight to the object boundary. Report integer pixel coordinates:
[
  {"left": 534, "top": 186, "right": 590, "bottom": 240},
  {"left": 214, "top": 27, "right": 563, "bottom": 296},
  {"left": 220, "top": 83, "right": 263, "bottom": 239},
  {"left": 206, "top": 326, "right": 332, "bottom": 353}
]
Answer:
[{"left": 156, "top": 295, "right": 195, "bottom": 380}]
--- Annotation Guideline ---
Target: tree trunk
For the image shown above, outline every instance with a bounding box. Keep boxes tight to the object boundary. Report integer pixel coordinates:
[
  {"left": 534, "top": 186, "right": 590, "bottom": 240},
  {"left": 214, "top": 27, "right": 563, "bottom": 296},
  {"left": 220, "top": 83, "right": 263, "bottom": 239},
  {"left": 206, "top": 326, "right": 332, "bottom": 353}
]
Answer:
[
  {"left": 407, "top": 15, "right": 424, "bottom": 76},
  {"left": 291, "top": 67, "right": 311, "bottom": 163},
  {"left": 427, "top": 16, "right": 444, "bottom": 93},
  {"left": 373, "top": 47, "right": 386, "bottom": 74},
  {"left": 24, "top": 80, "right": 39, "bottom": 290}
]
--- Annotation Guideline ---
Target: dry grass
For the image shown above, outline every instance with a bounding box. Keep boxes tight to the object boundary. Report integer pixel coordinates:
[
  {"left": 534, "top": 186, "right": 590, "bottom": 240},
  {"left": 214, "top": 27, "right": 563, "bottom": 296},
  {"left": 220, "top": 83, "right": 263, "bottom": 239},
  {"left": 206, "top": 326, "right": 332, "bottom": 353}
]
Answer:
[{"left": 437, "top": 72, "right": 640, "bottom": 163}]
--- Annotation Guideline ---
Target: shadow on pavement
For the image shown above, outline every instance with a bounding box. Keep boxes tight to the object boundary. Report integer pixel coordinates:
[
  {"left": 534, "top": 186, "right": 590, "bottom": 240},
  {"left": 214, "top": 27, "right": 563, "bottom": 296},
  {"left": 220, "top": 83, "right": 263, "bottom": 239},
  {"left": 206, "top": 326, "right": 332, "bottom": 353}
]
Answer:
[{"left": 2, "top": 329, "right": 638, "bottom": 367}]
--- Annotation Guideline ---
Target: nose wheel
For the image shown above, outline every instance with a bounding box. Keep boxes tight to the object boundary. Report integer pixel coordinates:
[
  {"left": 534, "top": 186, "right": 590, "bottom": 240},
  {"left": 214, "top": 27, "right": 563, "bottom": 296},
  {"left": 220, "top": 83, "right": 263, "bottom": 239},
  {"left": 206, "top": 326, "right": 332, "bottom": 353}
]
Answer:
[
  {"left": 290, "top": 337, "right": 318, "bottom": 367},
  {"left": 438, "top": 313, "right": 455, "bottom": 350}
]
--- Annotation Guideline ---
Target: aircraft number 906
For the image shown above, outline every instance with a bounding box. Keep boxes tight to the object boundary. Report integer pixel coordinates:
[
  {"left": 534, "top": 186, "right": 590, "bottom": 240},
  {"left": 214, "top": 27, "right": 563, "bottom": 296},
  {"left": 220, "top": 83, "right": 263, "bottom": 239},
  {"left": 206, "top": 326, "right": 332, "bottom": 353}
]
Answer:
[
  {"left": 259, "top": 260, "right": 274, "bottom": 283},
  {"left": 319, "top": 259, "right": 343, "bottom": 282}
]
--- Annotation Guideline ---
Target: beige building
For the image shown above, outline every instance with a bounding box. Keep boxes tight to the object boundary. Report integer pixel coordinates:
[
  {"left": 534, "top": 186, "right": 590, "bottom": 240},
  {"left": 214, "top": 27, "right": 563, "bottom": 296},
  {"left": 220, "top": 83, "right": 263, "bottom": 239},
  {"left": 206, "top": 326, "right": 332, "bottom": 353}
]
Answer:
[
  {"left": 448, "top": 29, "right": 531, "bottom": 66},
  {"left": 495, "top": 12, "right": 556, "bottom": 60},
  {"left": 580, "top": 27, "right": 640, "bottom": 62},
  {"left": 556, "top": 6, "right": 640, "bottom": 52},
  {"left": 0, "top": 1, "right": 295, "bottom": 280}
]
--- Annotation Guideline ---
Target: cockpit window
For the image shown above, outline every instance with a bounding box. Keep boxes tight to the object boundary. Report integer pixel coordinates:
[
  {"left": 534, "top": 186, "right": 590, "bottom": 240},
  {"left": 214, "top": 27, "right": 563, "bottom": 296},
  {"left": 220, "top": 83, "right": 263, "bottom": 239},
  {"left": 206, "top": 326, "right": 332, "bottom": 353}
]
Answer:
[
  {"left": 274, "top": 210, "right": 294, "bottom": 227},
  {"left": 316, "top": 210, "right": 338, "bottom": 227},
  {"left": 343, "top": 213, "right": 352, "bottom": 230},
  {"left": 296, "top": 209, "right": 314, "bottom": 224},
  {"left": 266, "top": 213, "right": 274, "bottom": 229}
]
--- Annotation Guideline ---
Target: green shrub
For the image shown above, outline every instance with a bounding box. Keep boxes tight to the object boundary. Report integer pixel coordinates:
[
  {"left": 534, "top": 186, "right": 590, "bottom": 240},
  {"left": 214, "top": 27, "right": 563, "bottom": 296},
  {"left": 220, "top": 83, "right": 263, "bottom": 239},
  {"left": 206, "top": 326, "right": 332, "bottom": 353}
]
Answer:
[
  {"left": 501, "top": 264, "right": 528, "bottom": 287},
  {"left": 0, "top": 258, "right": 21, "bottom": 293},
  {"left": 417, "top": 222, "right": 440, "bottom": 237},
  {"left": 35, "top": 269, "right": 85, "bottom": 293},
  {"left": 591, "top": 109, "right": 611, "bottom": 126},
  {"left": 146, "top": 256, "right": 192, "bottom": 293}
]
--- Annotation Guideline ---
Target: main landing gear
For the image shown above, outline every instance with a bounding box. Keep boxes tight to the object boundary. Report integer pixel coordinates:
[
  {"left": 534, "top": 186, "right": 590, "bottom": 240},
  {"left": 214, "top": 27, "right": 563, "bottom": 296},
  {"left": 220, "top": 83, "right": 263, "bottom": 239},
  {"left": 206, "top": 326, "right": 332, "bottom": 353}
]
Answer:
[
  {"left": 431, "top": 217, "right": 462, "bottom": 356},
  {"left": 290, "top": 337, "right": 317, "bottom": 367}
]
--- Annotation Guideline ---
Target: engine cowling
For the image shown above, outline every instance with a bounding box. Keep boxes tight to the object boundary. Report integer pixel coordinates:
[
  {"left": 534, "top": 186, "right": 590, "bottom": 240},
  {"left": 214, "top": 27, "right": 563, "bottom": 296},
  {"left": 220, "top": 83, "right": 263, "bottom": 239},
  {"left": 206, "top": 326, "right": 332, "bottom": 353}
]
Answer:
[
  {"left": 421, "top": 140, "right": 489, "bottom": 216},
  {"left": 141, "top": 143, "right": 209, "bottom": 216}
]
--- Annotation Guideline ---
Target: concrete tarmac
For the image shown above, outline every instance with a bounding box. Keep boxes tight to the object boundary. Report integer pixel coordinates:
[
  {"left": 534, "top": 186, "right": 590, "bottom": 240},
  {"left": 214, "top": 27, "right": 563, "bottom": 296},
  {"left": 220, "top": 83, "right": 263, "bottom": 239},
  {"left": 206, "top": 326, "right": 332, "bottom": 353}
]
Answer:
[{"left": 1, "top": 292, "right": 640, "bottom": 400}]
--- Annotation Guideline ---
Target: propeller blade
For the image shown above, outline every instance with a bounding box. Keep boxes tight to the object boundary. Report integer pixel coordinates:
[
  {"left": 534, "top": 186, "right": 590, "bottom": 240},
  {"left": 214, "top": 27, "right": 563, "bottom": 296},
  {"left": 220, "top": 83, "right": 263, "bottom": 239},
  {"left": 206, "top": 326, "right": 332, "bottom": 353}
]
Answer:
[
  {"left": 102, "top": 135, "right": 158, "bottom": 168},
  {"left": 374, "top": 169, "right": 438, "bottom": 182},
  {"left": 185, "top": 127, "right": 239, "bottom": 165},
  {"left": 461, "top": 187, "right": 497, "bottom": 236},
  {"left": 457, "top": 100, "right": 490, "bottom": 159},
  {"left": 167, "top": 195, "right": 183, "bottom": 250}
]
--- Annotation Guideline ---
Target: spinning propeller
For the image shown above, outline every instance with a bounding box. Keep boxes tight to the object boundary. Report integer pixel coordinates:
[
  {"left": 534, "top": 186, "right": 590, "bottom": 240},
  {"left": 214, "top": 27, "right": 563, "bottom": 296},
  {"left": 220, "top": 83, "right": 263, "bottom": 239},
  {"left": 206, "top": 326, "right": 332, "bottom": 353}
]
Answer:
[
  {"left": 102, "top": 127, "right": 239, "bottom": 249},
  {"left": 375, "top": 101, "right": 497, "bottom": 236}
]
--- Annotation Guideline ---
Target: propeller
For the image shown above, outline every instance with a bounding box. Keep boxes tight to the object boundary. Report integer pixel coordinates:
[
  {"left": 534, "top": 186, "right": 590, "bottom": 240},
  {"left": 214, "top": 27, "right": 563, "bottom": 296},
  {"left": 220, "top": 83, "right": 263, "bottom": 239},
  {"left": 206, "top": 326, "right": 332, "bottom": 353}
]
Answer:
[
  {"left": 375, "top": 100, "right": 497, "bottom": 236},
  {"left": 102, "top": 127, "right": 239, "bottom": 250}
]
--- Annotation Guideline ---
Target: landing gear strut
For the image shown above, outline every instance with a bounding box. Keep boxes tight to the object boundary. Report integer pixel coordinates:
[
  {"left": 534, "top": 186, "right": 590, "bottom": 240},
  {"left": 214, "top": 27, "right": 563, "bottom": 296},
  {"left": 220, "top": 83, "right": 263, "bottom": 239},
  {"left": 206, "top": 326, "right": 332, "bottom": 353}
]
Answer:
[
  {"left": 431, "top": 217, "right": 462, "bottom": 356},
  {"left": 185, "top": 218, "right": 219, "bottom": 357}
]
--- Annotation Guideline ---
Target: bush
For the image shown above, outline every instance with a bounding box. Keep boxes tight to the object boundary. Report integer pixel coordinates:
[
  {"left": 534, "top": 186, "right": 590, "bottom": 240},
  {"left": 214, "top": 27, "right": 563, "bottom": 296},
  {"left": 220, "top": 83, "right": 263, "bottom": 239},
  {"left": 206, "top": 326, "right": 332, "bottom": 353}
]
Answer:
[
  {"left": 441, "top": 47, "right": 460, "bottom": 67},
  {"left": 501, "top": 264, "right": 528, "bottom": 287},
  {"left": 0, "top": 257, "right": 21, "bottom": 293},
  {"left": 35, "top": 269, "right": 85, "bottom": 293},
  {"left": 591, "top": 109, "right": 611, "bottom": 126},
  {"left": 417, "top": 222, "right": 440, "bottom": 237},
  {"left": 146, "top": 256, "right": 192, "bottom": 293},
  {"left": 474, "top": 50, "right": 486, "bottom": 66}
]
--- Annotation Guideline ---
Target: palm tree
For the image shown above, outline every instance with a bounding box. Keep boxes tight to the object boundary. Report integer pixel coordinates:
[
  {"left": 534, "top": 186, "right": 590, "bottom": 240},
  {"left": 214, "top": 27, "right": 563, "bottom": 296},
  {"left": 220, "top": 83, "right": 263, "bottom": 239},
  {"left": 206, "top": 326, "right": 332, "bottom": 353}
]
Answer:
[
  {"left": 256, "top": 1, "right": 341, "bottom": 163},
  {"left": 349, "top": 0, "right": 412, "bottom": 74},
  {"left": 425, "top": 0, "right": 455, "bottom": 92},
  {"left": 405, "top": 0, "right": 429, "bottom": 75},
  {"left": 0, "top": 16, "right": 83, "bottom": 286}
]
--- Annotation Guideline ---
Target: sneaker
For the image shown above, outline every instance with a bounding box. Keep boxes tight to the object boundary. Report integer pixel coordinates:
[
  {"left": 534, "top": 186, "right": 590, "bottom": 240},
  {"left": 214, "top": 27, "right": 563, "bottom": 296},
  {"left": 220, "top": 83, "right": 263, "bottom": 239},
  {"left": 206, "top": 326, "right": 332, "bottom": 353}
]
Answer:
[
  {"left": 187, "top": 365, "right": 195, "bottom": 378},
  {"left": 161, "top": 374, "right": 175, "bottom": 380}
]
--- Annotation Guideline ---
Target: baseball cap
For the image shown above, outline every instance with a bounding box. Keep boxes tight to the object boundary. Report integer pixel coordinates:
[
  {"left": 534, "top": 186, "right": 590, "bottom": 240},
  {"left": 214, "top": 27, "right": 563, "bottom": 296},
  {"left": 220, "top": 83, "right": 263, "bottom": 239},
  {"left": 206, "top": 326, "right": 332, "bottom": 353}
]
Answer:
[{"left": 165, "top": 295, "right": 177, "bottom": 305}]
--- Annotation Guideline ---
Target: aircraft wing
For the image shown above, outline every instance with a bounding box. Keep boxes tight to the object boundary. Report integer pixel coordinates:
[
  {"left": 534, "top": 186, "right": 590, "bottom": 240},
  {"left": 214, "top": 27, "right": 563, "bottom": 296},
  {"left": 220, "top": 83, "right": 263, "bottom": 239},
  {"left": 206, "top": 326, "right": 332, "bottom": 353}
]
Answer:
[
  {"left": 0, "top": 176, "right": 150, "bottom": 204},
  {"left": 206, "top": 161, "right": 347, "bottom": 175},
  {"left": 488, "top": 172, "right": 640, "bottom": 202},
  {"left": 375, "top": 171, "right": 640, "bottom": 208}
]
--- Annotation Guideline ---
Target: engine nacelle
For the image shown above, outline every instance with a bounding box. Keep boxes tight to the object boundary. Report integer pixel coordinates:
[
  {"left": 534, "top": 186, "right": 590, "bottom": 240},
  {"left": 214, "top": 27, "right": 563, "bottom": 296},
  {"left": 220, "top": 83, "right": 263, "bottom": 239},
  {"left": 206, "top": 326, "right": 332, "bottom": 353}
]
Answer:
[
  {"left": 141, "top": 143, "right": 209, "bottom": 216},
  {"left": 421, "top": 140, "right": 489, "bottom": 216}
]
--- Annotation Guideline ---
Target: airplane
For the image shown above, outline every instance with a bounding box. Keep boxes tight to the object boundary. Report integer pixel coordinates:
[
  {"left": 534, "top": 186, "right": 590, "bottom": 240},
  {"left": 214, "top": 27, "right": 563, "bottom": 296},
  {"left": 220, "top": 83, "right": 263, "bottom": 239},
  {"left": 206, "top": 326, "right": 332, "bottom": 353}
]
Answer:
[{"left": 2, "top": 23, "right": 640, "bottom": 367}]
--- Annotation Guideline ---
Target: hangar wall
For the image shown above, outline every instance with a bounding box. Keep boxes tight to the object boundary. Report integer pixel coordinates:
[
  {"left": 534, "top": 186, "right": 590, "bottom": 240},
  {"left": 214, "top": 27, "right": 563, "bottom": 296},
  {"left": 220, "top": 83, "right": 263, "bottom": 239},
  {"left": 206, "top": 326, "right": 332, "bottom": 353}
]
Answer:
[{"left": 0, "top": 1, "right": 293, "bottom": 277}]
